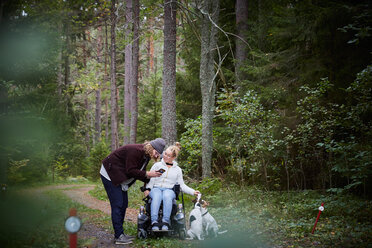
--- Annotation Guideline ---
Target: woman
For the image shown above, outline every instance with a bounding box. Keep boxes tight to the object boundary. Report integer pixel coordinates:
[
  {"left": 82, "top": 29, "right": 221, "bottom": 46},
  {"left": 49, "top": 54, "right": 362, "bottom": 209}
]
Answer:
[
  {"left": 100, "top": 138, "right": 165, "bottom": 245},
  {"left": 144, "top": 142, "right": 200, "bottom": 231}
]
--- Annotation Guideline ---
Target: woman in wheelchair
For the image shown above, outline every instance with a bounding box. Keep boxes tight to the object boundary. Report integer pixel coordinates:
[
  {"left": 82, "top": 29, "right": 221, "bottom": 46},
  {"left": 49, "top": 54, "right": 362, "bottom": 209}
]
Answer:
[{"left": 144, "top": 142, "right": 200, "bottom": 231}]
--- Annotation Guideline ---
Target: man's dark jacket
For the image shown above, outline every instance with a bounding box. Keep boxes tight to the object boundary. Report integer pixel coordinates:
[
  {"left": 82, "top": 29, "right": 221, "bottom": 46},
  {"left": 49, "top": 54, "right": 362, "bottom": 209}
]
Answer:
[{"left": 102, "top": 144, "right": 150, "bottom": 186}]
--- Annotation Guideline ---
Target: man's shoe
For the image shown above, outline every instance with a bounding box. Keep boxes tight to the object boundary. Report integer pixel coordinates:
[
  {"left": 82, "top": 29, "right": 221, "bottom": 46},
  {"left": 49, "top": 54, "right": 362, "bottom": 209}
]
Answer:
[
  {"left": 115, "top": 234, "right": 133, "bottom": 245},
  {"left": 123, "top": 233, "right": 135, "bottom": 240}
]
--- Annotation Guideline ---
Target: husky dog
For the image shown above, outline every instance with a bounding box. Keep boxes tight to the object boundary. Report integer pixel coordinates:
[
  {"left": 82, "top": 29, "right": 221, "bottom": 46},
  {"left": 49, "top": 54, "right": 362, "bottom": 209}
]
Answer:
[
  {"left": 200, "top": 200, "right": 227, "bottom": 237},
  {"left": 187, "top": 202, "right": 204, "bottom": 240}
]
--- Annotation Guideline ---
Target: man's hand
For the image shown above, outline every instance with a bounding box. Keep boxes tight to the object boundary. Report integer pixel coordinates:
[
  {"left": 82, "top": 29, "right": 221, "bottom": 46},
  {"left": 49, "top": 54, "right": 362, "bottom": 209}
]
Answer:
[
  {"left": 144, "top": 190, "right": 150, "bottom": 197},
  {"left": 146, "top": 170, "right": 162, "bottom": 178}
]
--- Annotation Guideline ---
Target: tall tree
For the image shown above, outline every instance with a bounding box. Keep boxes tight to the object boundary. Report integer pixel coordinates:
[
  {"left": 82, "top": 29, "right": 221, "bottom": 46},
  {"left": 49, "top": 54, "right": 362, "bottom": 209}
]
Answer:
[
  {"left": 147, "top": 17, "right": 155, "bottom": 77},
  {"left": 130, "top": 0, "right": 139, "bottom": 144},
  {"left": 124, "top": 0, "right": 133, "bottom": 145},
  {"left": 110, "top": 0, "right": 119, "bottom": 150},
  {"left": 95, "top": 24, "right": 103, "bottom": 144},
  {"left": 162, "top": 0, "right": 177, "bottom": 145},
  {"left": 104, "top": 20, "right": 110, "bottom": 142},
  {"left": 199, "top": 0, "right": 219, "bottom": 178},
  {"left": 235, "top": 0, "right": 248, "bottom": 91}
]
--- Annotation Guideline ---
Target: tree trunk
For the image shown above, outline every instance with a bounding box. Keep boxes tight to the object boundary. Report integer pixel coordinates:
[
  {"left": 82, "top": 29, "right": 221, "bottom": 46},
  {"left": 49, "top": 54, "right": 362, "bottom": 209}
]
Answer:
[
  {"left": 85, "top": 97, "right": 91, "bottom": 154},
  {"left": 124, "top": 0, "right": 133, "bottom": 145},
  {"left": 199, "top": 0, "right": 219, "bottom": 178},
  {"left": 162, "top": 0, "right": 177, "bottom": 146},
  {"left": 153, "top": 57, "right": 159, "bottom": 137},
  {"left": 95, "top": 25, "right": 103, "bottom": 144},
  {"left": 285, "top": 147, "right": 290, "bottom": 192},
  {"left": 110, "top": 0, "right": 119, "bottom": 151},
  {"left": 130, "top": 0, "right": 139, "bottom": 144},
  {"left": 64, "top": 23, "right": 70, "bottom": 88},
  {"left": 147, "top": 18, "right": 154, "bottom": 77},
  {"left": 104, "top": 20, "right": 109, "bottom": 142},
  {"left": 235, "top": 0, "right": 248, "bottom": 91},
  {"left": 57, "top": 21, "right": 64, "bottom": 99}
]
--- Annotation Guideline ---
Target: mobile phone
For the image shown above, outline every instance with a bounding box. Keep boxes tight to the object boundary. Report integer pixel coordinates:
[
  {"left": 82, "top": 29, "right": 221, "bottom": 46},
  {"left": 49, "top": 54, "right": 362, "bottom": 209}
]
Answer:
[{"left": 156, "top": 169, "right": 165, "bottom": 174}]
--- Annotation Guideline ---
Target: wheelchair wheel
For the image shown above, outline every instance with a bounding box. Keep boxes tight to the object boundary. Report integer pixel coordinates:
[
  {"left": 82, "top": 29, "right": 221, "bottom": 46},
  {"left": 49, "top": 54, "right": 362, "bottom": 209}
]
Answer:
[
  {"left": 137, "top": 228, "right": 147, "bottom": 239},
  {"left": 179, "top": 228, "right": 186, "bottom": 240}
]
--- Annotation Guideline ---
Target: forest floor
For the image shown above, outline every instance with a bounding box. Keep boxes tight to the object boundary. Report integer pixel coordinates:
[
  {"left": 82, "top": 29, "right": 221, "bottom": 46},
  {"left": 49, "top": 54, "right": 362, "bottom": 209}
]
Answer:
[
  {"left": 33, "top": 184, "right": 137, "bottom": 248},
  {"left": 5, "top": 183, "right": 369, "bottom": 248}
]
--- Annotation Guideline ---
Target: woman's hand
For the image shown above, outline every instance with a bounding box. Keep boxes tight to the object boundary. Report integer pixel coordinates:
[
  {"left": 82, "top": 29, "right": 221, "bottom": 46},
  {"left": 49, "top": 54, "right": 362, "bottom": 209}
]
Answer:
[
  {"left": 194, "top": 190, "right": 201, "bottom": 196},
  {"left": 144, "top": 190, "right": 150, "bottom": 197},
  {"left": 146, "top": 170, "right": 162, "bottom": 178}
]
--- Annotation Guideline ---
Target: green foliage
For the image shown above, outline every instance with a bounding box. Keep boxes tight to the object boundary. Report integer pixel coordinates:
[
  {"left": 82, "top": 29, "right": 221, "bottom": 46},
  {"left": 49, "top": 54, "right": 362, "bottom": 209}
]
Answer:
[
  {"left": 87, "top": 141, "right": 110, "bottom": 181},
  {"left": 179, "top": 116, "right": 202, "bottom": 175},
  {"left": 137, "top": 75, "right": 162, "bottom": 142},
  {"left": 216, "top": 89, "right": 279, "bottom": 185},
  {"left": 7, "top": 159, "right": 29, "bottom": 184},
  {"left": 53, "top": 156, "right": 69, "bottom": 179},
  {"left": 324, "top": 66, "right": 372, "bottom": 193},
  {"left": 189, "top": 177, "right": 222, "bottom": 196},
  {"left": 294, "top": 78, "right": 339, "bottom": 163},
  {"left": 206, "top": 185, "right": 372, "bottom": 248}
]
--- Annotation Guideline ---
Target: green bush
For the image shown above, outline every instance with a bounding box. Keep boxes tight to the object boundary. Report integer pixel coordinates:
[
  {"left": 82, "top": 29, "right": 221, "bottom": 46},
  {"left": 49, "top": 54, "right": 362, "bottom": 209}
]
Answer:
[{"left": 87, "top": 141, "right": 110, "bottom": 181}]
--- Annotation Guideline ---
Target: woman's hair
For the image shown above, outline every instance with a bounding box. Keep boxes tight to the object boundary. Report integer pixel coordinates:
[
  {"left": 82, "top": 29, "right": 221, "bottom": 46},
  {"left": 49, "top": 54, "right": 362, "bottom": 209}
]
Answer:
[
  {"left": 166, "top": 142, "right": 181, "bottom": 158},
  {"left": 143, "top": 141, "right": 155, "bottom": 157}
]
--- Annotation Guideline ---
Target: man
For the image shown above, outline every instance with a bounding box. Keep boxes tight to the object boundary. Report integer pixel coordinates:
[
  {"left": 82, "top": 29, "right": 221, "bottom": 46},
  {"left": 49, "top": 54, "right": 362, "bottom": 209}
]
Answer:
[{"left": 100, "top": 138, "right": 165, "bottom": 244}]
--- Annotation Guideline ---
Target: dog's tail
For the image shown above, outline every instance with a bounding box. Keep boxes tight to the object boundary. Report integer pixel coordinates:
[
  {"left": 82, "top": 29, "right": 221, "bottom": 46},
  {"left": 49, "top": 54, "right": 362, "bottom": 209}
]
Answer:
[{"left": 218, "top": 230, "right": 228, "bottom": 235}]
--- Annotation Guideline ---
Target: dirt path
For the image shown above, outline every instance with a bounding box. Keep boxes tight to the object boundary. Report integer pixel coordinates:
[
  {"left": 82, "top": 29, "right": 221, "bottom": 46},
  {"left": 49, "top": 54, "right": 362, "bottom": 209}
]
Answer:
[{"left": 36, "top": 184, "right": 137, "bottom": 247}]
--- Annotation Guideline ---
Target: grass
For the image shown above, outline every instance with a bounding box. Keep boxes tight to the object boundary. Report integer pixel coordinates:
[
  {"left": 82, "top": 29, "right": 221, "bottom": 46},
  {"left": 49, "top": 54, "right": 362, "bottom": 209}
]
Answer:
[
  {"left": 0, "top": 182, "right": 111, "bottom": 248},
  {"left": 91, "top": 180, "right": 372, "bottom": 248},
  {"left": 4, "top": 180, "right": 370, "bottom": 247},
  {"left": 202, "top": 185, "right": 372, "bottom": 248}
]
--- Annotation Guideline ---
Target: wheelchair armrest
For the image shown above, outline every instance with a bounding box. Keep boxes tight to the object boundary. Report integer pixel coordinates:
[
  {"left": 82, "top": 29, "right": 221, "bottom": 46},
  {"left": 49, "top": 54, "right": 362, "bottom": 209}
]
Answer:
[
  {"left": 140, "top": 185, "right": 146, "bottom": 192},
  {"left": 173, "top": 183, "right": 181, "bottom": 200}
]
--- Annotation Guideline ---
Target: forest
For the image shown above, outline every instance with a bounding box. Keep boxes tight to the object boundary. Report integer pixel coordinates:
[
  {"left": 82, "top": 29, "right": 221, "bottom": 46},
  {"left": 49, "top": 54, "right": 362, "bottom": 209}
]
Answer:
[{"left": 0, "top": 0, "right": 371, "bottom": 247}]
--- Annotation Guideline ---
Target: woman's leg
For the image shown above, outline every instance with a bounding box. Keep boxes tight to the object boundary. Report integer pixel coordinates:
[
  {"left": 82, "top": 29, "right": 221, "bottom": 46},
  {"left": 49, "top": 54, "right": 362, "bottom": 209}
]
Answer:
[
  {"left": 149, "top": 188, "right": 162, "bottom": 224},
  {"left": 101, "top": 175, "right": 127, "bottom": 239},
  {"left": 162, "top": 189, "right": 176, "bottom": 224}
]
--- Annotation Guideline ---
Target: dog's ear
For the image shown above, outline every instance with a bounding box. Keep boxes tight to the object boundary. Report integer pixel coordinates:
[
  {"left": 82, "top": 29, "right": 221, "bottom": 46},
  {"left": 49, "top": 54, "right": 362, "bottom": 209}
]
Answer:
[
  {"left": 191, "top": 198, "right": 197, "bottom": 203},
  {"left": 201, "top": 200, "right": 209, "bottom": 208}
]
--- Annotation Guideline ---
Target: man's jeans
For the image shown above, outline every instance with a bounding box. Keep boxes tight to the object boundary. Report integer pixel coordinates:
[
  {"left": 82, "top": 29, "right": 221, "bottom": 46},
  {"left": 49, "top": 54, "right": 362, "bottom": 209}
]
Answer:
[
  {"left": 149, "top": 187, "right": 175, "bottom": 224},
  {"left": 101, "top": 175, "right": 128, "bottom": 238}
]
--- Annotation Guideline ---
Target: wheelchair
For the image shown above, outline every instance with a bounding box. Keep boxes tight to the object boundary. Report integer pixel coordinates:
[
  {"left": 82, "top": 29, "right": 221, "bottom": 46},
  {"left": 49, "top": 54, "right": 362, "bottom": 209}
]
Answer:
[{"left": 137, "top": 184, "right": 187, "bottom": 239}]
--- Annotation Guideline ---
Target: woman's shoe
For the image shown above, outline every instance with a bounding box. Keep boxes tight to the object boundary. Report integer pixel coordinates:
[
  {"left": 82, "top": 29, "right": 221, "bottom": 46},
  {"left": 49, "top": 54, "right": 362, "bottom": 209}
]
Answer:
[
  {"left": 161, "top": 222, "right": 169, "bottom": 231},
  {"left": 151, "top": 222, "right": 159, "bottom": 231}
]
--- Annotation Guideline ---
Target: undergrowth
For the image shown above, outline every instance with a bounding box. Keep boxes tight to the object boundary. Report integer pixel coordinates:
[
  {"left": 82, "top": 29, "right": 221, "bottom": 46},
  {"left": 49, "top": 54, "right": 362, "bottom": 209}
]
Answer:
[{"left": 91, "top": 178, "right": 372, "bottom": 248}]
